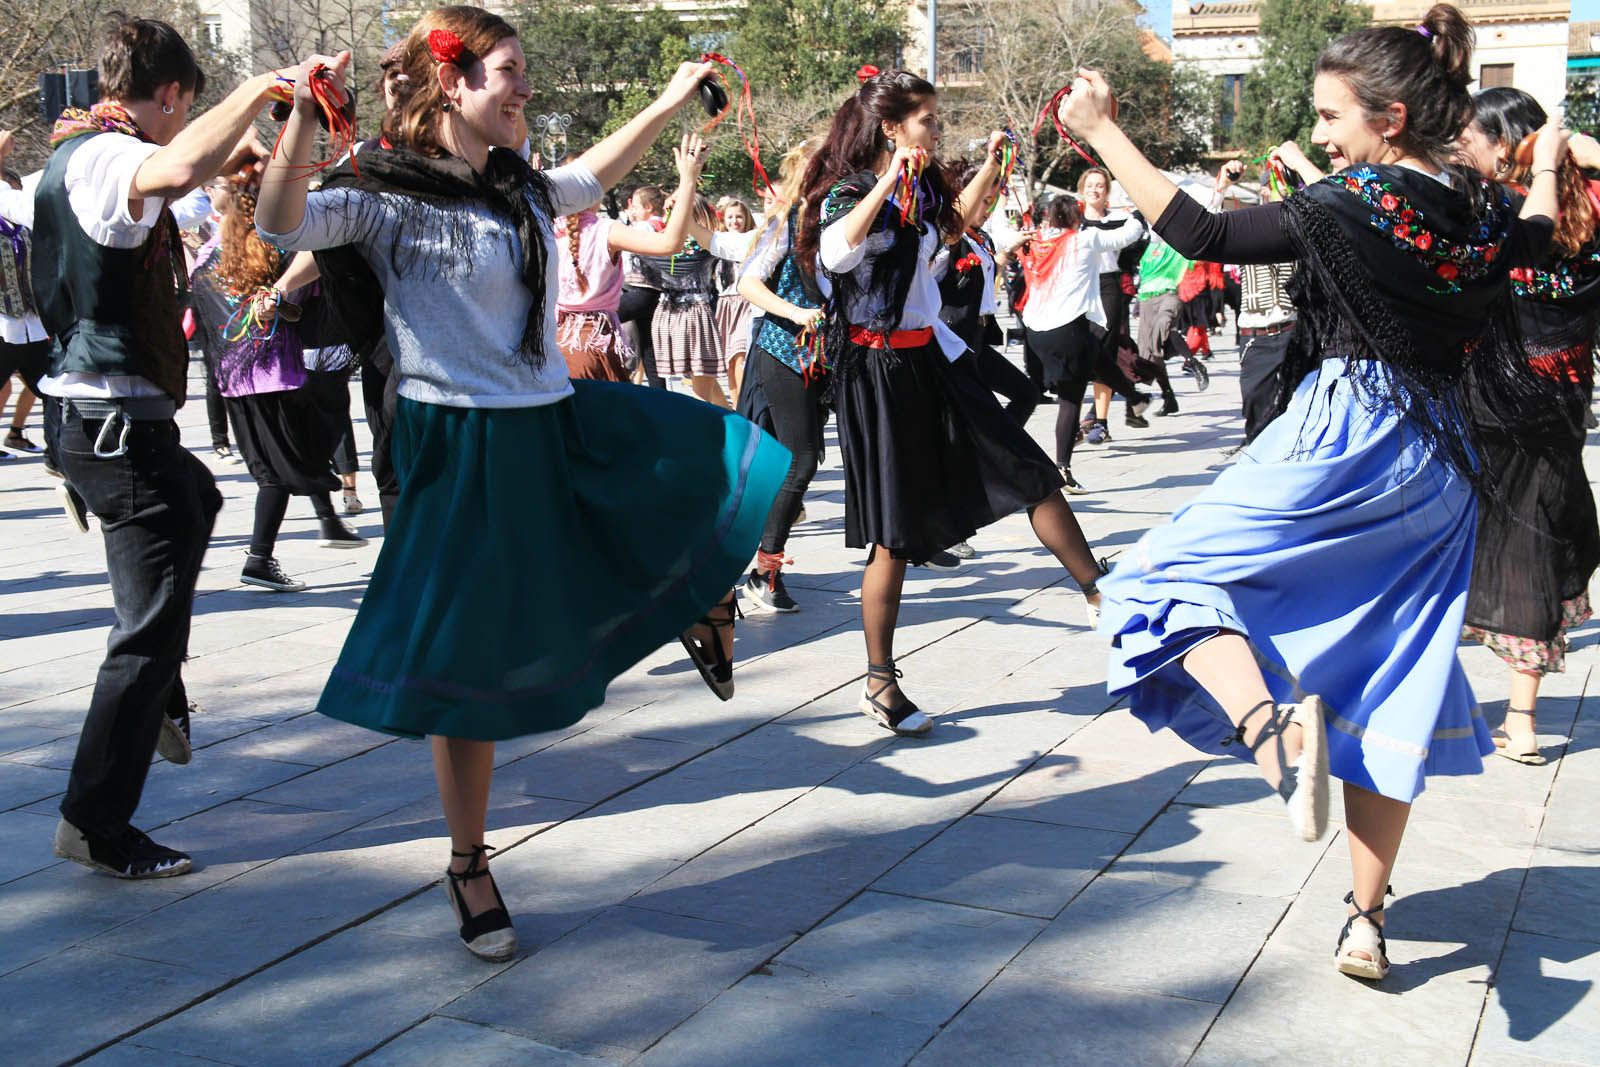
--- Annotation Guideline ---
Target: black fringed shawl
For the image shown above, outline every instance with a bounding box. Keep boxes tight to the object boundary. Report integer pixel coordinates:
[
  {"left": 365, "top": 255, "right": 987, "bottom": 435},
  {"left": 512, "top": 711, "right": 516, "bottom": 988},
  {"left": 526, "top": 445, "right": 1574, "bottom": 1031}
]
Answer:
[
  {"left": 309, "top": 145, "right": 555, "bottom": 370},
  {"left": 816, "top": 170, "right": 944, "bottom": 376},
  {"left": 1274, "top": 164, "right": 1557, "bottom": 486}
]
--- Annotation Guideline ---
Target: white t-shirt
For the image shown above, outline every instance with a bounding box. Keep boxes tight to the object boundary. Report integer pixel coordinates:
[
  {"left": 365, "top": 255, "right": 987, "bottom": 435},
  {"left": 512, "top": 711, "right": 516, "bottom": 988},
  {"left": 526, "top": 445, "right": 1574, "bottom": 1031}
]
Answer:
[{"left": 39, "top": 133, "right": 168, "bottom": 400}]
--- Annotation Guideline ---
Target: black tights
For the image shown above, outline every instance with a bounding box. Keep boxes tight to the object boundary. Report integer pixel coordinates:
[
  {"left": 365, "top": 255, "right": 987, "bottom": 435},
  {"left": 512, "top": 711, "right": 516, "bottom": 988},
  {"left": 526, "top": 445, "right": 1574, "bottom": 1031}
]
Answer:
[
  {"left": 250, "top": 487, "right": 336, "bottom": 558},
  {"left": 754, "top": 350, "right": 825, "bottom": 554},
  {"left": 1053, "top": 372, "right": 1092, "bottom": 469}
]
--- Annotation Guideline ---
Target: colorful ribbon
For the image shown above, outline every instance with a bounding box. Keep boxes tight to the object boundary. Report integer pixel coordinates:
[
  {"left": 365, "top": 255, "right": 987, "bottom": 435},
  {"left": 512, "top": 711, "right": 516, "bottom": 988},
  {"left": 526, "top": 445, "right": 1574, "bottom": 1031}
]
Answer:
[
  {"left": 699, "top": 53, "right": 776, "bottom": 199},
  {"left": 895, "top": 148, "right": 928, "bottom": 226},
  {"left": 223, "top": 288, "right": 283, "bottom": 344},
  {"left": 270, "top": 65, "right": 360, "bottom": 178}
]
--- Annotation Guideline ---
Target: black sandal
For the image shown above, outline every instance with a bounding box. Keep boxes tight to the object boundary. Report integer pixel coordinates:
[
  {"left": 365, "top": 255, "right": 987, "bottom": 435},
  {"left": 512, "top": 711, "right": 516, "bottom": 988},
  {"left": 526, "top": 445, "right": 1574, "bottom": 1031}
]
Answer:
[
  {"left": 858, "top": 660, "right": 932, "bottom": 735},
  {"left": 1335, "top": 886, "right": 1393, "bottom": 980},
  {"left": 680, "top": 593, "right": 741, "bottom": 701},
  {"left": 445, "top": 844, "right": 517, "bottom": 961}
]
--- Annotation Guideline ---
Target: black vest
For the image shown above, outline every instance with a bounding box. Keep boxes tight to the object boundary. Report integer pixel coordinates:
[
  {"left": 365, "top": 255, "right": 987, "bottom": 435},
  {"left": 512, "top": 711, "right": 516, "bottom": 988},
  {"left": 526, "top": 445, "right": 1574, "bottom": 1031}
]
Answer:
[{"left": 31, "top": 133, "right": 189, "bottom": 403}]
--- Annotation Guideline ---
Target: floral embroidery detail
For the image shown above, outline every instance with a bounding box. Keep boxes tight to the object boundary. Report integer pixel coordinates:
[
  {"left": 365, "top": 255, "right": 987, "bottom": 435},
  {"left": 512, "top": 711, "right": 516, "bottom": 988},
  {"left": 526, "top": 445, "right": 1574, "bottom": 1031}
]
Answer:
[
  {"left": 1325, "top": 165, "right": 1510, "bottom": 293},
  {"left": 1509, "top": 246, "right": 1600, "bottom": 301}
]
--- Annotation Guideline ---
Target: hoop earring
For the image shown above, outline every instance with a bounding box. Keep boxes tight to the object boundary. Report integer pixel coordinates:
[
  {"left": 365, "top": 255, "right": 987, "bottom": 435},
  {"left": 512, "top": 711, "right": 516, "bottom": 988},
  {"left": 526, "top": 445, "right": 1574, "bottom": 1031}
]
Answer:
[{"left": 161, "top": 104, "right": 174, "bottom": 115}]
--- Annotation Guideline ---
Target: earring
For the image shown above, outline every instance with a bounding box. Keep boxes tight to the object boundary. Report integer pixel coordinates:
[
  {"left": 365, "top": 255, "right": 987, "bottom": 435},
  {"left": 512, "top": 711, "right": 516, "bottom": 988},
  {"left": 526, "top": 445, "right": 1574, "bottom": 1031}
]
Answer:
[
  {"left": 885, "top": 137, "right": 895, "bottom": 152},
  {"left": 161, "top": 104, "right": 174, "bottom": 115},
  {"left": 442, "top": 100, "right": 453, "bottom": 112}
]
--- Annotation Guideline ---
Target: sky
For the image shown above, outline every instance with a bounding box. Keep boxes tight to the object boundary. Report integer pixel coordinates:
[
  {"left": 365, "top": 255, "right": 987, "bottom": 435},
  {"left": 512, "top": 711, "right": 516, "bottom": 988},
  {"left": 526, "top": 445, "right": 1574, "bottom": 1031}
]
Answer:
[{"left": 1578, "top": 0, "right": 1600, "bottom": 17}]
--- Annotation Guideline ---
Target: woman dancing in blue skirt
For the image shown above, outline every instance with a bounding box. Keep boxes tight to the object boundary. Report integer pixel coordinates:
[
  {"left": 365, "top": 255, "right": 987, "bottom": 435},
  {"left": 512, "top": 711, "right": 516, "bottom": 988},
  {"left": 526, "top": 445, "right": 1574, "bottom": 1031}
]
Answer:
[
  {"left": 1059, "top": 2, "right": 1567, "bottom": 980},
  {"left": 257, "top": 8, "right": 787, "bottom": 961}
]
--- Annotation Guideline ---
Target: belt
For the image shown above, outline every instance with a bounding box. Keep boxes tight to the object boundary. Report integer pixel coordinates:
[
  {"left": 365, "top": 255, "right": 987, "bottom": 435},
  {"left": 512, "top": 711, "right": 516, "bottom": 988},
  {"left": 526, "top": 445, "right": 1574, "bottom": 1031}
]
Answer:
[
  {"left": 1238, "top": 321, "right": 1295, "bottom": 339},
  {"left": 65, "top": 396, "right": 177, "bottom": 459},
  {"left": 849, "top": 326, "right": 935, "bottom": 350}
]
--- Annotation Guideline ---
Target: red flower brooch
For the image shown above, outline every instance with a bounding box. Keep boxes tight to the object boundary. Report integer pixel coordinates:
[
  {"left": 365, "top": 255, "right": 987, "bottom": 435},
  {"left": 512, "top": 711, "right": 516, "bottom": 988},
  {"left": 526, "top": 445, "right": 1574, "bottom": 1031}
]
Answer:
[
  {"left": 428, "top": 29, "right": 467, "bottom": 65},
  {"left": 857, "top": 64, "right": 881, "bottom": 84},
  {"left": 954, "top": 253, "right": 982, "bottom": 273}
]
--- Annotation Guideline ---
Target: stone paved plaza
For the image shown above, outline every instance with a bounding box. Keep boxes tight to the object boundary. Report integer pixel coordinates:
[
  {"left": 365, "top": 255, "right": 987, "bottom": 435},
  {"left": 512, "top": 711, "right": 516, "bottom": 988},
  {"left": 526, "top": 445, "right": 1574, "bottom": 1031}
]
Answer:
[{"left": 1, "top": 335, "right": 1597, "bottom": 1066}]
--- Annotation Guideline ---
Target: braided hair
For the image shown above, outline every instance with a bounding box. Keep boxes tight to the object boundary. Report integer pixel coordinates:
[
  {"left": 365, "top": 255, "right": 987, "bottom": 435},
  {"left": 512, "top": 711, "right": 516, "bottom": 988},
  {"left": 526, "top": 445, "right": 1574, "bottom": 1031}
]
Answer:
[{"left": 565, "top": 213, "right": 589, "bottom": 293}]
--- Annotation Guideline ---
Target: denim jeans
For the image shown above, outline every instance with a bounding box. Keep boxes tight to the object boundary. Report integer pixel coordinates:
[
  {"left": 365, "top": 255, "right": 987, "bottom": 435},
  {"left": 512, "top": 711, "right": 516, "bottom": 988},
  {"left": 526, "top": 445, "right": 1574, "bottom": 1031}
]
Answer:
[{"left": 48, "top": 399, "right": 221, "bottom": 836}]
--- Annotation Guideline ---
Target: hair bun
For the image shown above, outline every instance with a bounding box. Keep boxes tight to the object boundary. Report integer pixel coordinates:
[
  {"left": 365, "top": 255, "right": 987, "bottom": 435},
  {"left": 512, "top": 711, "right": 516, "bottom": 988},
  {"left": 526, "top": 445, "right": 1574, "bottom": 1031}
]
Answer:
[{"left": 1419, "top": 3, "right": 1474, "bottom": 86}]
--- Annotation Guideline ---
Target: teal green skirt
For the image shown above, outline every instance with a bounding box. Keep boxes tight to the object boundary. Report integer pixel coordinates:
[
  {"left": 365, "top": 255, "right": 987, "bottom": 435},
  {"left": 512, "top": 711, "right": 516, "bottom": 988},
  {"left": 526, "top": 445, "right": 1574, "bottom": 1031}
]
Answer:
[{"left": 316, "top": 381, "right": 790, "bottom": 741}]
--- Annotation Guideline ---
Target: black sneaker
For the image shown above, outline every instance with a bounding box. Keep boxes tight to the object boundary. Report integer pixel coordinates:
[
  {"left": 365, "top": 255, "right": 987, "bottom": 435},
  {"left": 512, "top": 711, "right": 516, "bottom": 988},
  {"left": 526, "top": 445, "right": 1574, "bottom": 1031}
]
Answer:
[
  {"left": 318, "top": 517, "right": 368, "bottom": 549},
  {"left": 4, "top": 430, "right": 42, "bottom": 453},
  {"left": 916, "top": 550, "right": 962, "bottom": 570},
  {"left": 157, "top": 702, "right": 194, "bottom": 765},
  {"left": 53, "top": 818, "right": 193, "bottom": 879},
  {"left": 743, "top": 567, "right": 799, "bottom": 613},
  {"left": 58, "top": 483, "right": 89, "bottom": 533},
  {"left": 242, "top": 554, "right": 307, "bottom": 592},
  {"left": 1060, "top": 468, "right": 1089, "bottom": 494}
]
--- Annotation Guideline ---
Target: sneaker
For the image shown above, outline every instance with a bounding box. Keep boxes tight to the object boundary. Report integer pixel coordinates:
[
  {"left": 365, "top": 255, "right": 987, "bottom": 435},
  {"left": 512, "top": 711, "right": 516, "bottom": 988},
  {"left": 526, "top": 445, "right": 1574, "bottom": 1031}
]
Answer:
[
  {"left": 4, "top": 430, "right": 41, "bottom": 453},
  {"left": 916, "top": 550, "right": 961, "bottom": 570},
  {"left": 318, "top": 517, "right": 368, "bottom": 549},
  {"left": 156, "top": 702, "right": 194, "bottom": 765},
  {"left": 946, "top": 540, "right": 976, "bottom": 560},
  {"left": 213, "top": 444, "right": 241, "bottom": 465},
  {"left": 53, "top": 818, "right": 193, "bottom": 879},
  {"left": 1125, "top": 411, "right": 1150, "bottom": 429},
  {"left": 1060, "top": 468, "right": 1089, "bottom": 495},
  {"left": 1185, "top": 358, "right": 1212, "bottom": 392},
  {"left": 342, "top": 490, "right": 364, "bottom": 516},
  {"left": 58, "top": 483, "right": 89, "bottom": 533},
  {"left": 1155, "top": 398, "right": 1180, "bottom": 417},
  {"left": 1084, "top": 420, "right": 1110, "bottom": 445},
  {"left": 241, "top": 554, "right": 307, "bottom": 592},
  {"left": 743, "top": 567, "right": 799, "bottom": 613}
]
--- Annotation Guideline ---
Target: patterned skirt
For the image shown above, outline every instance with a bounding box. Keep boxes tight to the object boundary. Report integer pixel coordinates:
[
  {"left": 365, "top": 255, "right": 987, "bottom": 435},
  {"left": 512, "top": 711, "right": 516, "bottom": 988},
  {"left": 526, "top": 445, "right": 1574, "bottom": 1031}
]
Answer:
[
  {"left": 714, "top": 294, "right": 756, "bottom": 366},
  {"left": 652, "top": 303, "right": 723, "bottom": 377}
]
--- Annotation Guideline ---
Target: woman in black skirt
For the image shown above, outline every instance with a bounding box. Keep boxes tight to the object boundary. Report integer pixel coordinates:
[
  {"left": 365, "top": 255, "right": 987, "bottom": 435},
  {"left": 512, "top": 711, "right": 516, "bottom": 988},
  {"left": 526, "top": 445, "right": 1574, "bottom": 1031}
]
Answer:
[
  {"left": 1456, "top": 87, "right": 1600, "bottom": 765},
  {"left": 191, "top": 175, "right": 366, "bottom": 592},
  {"left": 795, "top": 69, "right": 1108, "bottom": 736}
]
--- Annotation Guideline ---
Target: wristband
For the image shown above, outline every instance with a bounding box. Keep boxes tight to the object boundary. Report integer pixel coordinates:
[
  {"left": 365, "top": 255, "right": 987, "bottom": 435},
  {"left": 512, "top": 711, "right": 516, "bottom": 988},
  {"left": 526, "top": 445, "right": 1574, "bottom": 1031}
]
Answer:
[{"left": 1533, "top": 168, "right": 1559, "bottom": 179}]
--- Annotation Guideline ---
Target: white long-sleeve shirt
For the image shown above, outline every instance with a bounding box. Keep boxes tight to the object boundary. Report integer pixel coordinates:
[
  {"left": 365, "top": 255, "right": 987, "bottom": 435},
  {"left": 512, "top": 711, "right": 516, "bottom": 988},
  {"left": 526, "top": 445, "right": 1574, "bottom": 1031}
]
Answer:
[{"left": 1019, "top": 218, "right": 1144, "bottom": 334}]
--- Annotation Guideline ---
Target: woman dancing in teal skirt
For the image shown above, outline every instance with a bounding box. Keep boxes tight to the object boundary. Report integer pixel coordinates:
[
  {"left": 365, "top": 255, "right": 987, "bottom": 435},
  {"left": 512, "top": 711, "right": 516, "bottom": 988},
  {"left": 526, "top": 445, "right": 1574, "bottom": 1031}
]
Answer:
[
  {"left": 1059, "top": 3, "right": 1566, "bottom": 980},
  {"left": 257, "top": 8, "right": 787, "bottom": 961}
]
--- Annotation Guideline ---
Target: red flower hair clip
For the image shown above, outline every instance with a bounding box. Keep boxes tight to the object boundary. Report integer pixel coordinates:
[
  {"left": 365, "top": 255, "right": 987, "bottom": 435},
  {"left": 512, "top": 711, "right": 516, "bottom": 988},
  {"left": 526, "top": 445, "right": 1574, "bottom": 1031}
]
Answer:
[
  {"left": 857, "top": 64, "right": 880, "bottom": 84},
  {"left": 428, "top": 29, "right": 467, "bottom": 65}
]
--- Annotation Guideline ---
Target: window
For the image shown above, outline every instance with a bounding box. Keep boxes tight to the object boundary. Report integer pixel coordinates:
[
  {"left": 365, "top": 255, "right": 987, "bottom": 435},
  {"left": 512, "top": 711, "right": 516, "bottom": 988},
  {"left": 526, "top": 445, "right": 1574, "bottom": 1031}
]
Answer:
[
  {"left": 1217, "top": 73, "right": 1245, "bottom": 148},
  {"left": 948, "top": 24, "right": 989, "bottom": 79},
  {"left": 1480, "top": 63, "right": 1514, "bottom": 89},
  {"left": 201, "top": 14, "right": 223, "bottom": 47}
]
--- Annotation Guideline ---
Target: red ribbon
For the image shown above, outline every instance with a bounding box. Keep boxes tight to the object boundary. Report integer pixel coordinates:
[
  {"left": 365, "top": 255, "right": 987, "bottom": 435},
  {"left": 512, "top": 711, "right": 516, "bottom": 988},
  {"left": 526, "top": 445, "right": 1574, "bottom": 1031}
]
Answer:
[
  {"left": 1032, "top": 84, "right": 1100, "bottom": 168},
  {"left": 700, "top": 52, "right": 776, "bottom": 199},
  {"left": 269, "top": 64, "right": 360, "bottom": 178}
]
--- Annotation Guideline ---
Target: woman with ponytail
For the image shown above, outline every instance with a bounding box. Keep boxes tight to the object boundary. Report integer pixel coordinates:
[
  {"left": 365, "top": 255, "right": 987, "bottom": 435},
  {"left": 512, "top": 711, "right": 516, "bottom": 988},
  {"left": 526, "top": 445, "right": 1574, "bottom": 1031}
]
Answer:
[
  {"left": 796, "top": 68, "right": 1109, "bottom": 737},
  {"left": 255, "top": 7, "right": 787, "bottom": 962},
  {"left": 1455, "top": 87, "right": 1600, "bottom": 766},
  {"left": 553, "top": 134, "right": 707, "bottom": 381},
  {"left": 190, "top": 172, "right": 366, "bottom": 594},
  {"left": 1060, "top": 3, "right": 1568, "bottom": 980}
]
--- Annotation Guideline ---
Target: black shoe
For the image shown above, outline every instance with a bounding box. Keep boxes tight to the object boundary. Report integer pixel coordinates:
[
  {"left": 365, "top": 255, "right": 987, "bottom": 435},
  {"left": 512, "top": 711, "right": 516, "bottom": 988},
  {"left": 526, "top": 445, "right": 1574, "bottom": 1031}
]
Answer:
[
  {"left": 58, "top": 483, "right": 89, "bottom": 533},
  {"left": 744, "top": 567, "right": 799, "bottom": 613},
  {"left": 156, "top": 702, "right": 194, "bottom": 765},
  {"left": 1060, "top": 468, "right": 1089, "bottom": 495},
  {"left": 53, "top": 818, "right": 193, "bottom": 879},
  {"left": 241, "top": 554, "right": 307, "bottom": 592},
  {"left": 1156, "top": 398, "right": 1180, "bottom": 416},
  {"left": 1125, "top": 412, "right": 1150, "bottom": 429},
  {"left": 318, "top": 517, "right": 368, "bottom": 549},
  {"left": 4, "top": 430, "right": 42, "bottom": 453},
  {"left": 915, "top": 550, "right": 961, "bottom": 570},
  {"left": 446, "top": 845, "right": 517, "bottom": 961},
  {"left": 680, "top": 594, "right": 741, "bottom": 700}
]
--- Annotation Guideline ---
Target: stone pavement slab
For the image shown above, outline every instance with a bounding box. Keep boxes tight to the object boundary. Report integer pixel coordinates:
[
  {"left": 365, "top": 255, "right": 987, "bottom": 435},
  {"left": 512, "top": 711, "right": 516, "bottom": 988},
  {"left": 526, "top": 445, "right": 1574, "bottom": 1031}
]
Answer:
[{"left": 2, "top": 342, "right": 1596, "bottom": 1064}]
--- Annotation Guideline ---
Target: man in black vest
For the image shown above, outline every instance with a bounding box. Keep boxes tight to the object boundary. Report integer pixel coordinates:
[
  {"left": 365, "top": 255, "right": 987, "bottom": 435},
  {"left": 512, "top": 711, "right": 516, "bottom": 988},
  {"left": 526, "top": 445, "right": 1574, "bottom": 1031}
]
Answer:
[{"left": 34, "top": 16, "right": 289, "bottom": 879}]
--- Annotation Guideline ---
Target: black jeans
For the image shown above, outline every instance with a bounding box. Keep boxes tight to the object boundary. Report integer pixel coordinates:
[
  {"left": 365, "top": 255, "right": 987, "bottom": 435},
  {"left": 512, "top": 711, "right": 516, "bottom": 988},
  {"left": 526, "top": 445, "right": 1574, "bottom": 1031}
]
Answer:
[
  {"left": 361, "top": 339, "right": 400, "bottom": 527},
  {"left": 191, "top": 318, "right": 232, "bottom": 451},
  {"left": 49, "top": 401, "right": 221, "bottom": 836},
  {"left": 619, "top": 285, "right": 664, "bottom": 389},
  {"left": 753, "top": 348, "right": 825, "bottom": 554}
]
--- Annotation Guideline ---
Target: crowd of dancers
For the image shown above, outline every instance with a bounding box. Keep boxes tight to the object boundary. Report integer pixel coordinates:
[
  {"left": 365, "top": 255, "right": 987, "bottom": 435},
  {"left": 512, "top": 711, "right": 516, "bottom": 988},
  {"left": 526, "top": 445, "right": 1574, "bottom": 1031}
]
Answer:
[{"left": 9, "top": 3, "right": 1596, "bottom": 985}]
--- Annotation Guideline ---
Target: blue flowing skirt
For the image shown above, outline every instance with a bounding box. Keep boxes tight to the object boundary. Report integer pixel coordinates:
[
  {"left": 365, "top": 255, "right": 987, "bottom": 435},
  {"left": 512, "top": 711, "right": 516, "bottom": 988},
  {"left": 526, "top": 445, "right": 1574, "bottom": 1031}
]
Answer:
[
  {"left": 1100, "top": 359, "right": 1493, "bottom": 802},
  {"left": 316, "top": 381, "right": 790, "bottom": 741}
]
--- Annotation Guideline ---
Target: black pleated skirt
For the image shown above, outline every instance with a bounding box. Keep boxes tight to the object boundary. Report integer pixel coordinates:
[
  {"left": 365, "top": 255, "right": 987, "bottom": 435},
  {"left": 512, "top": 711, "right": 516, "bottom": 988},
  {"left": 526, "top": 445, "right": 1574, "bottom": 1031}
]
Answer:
[
  {"left": 834, "top": 341, "right": 1063, "bottom": 563},
  {"left": 226, "top": 388, "right": 341, "bottom": 496}
]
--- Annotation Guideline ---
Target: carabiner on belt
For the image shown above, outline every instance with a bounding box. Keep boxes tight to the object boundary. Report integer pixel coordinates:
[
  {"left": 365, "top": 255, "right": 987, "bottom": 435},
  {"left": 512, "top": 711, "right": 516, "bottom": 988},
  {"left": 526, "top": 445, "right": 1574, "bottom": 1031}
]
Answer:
[{"left": 93, "top": 410, "right": 132, "bottom": 459}]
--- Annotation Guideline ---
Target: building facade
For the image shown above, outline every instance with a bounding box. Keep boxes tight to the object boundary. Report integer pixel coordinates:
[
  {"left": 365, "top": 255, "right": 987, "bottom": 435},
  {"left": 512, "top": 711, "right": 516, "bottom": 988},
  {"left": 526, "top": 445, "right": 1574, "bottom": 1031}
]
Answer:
[{"left": 1174, "top": 0, "right": 1571, "bottom": 147}]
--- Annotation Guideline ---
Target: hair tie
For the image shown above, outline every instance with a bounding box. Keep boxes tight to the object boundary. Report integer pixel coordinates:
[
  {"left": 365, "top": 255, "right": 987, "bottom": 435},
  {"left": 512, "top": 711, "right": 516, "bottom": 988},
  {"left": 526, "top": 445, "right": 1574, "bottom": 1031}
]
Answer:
[
  {"left": 1415, "top": 24, "right": 1433, "bottom": 38},
  {"left": 428, "top": 28, "right": 468, "bottom": 65},
  {"left": 857, "top": 64, "right": 880, "bottom": 84}
]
